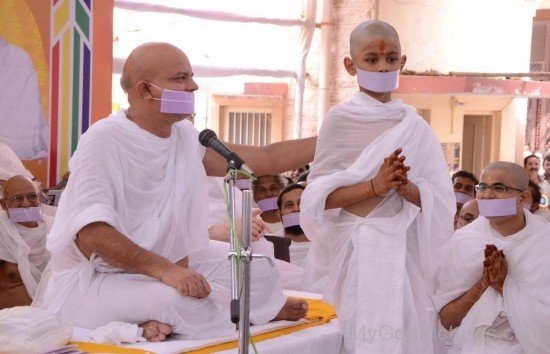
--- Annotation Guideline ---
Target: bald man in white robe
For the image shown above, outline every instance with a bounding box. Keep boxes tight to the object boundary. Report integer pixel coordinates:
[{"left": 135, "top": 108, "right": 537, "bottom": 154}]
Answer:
[{"left": 43, "top": 42, "right": 315, "bottom": 341}]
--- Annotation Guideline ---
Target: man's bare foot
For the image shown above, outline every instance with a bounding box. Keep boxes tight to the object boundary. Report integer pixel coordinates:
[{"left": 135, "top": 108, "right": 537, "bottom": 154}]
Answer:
[
  {"left": 139, "top": 320, "right": 172, "bottom": 342},
  {"left": 273, "top": 297, "right": 308, "bottom": 321}
]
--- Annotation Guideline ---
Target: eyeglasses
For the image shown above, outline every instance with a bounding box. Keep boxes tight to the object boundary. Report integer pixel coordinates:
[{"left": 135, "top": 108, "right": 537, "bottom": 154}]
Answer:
[
  {"left": 475, "top": 183, "right": 523, "bottom": 194},
  {"left": 6, "top": 192, "right": 39, "bottom": 204}
]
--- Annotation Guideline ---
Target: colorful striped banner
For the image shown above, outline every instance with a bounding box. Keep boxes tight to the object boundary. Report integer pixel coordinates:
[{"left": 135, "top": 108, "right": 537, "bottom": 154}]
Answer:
[{"left": 49, "top": 0, "right": 93, "bottom": 186}]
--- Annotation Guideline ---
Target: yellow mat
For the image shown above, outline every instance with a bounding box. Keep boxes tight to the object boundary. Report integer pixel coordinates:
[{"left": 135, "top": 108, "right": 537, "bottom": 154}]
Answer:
[{"left": 71, "top": 298, "right": 336, "bottom": 354}]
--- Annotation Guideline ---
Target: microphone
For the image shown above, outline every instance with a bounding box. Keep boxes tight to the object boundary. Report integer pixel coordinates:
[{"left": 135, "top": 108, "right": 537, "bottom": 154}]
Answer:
[{"left": 199, "top": 129, "right": 255, "bottom": 176}]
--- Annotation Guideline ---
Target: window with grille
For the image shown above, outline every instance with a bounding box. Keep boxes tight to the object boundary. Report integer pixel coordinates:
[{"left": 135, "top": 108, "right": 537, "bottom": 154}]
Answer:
[{"left": 226, "top": 111, "right": 272, "bottom": 146}]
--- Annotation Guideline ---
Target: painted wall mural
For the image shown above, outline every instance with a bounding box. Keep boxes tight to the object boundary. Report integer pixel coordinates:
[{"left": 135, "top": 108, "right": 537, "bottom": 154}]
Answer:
[{"left": 0, "top": 0, "right": 112, "bottom": 186}]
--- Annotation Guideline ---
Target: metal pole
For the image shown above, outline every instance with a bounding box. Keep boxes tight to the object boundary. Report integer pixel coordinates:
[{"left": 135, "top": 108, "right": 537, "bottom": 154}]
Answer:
[
  {"left": 239, "top": 190, "right": 253, "bottom": 354},
  {"left": 227, "top": 165, "right": 240, "bottom": 324}
]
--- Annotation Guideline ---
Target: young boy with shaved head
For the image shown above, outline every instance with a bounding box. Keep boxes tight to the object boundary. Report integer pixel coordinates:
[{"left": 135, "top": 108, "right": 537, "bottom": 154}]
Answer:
[
  {"left": 435, "top": 162, "right": 550, "bottom": 353},
  {"left": 301, "top": 21, "right": 455, "bottom": 353}
]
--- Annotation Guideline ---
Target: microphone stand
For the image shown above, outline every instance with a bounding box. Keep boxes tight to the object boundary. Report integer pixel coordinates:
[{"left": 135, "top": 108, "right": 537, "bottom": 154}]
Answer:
[{"left": 225, "top": 161, "right": 273, "bottom": 354}]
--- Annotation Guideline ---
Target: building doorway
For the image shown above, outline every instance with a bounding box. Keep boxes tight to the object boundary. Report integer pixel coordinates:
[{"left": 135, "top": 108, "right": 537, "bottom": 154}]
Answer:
[{"left": 462, "top": 115, "right": 494, "bottom": 176}]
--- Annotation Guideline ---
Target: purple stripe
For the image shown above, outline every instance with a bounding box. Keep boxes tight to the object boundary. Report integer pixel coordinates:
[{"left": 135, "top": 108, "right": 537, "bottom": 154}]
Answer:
[
  {"left": 83, "top": 0, "right": 91, "bottom": 10},
  {"left": 82, "top": 45, "right": 91, "bottom": 134}
]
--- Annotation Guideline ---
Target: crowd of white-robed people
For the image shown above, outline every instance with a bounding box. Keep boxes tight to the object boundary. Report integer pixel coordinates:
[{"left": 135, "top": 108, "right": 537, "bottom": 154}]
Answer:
[{"left": 1, "top": 19, "right": 549, "bottom": 354}]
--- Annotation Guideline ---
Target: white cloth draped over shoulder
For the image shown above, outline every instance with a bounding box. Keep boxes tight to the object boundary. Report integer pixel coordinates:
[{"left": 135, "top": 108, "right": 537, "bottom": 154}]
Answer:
[
  {"left": 301, "top": 92, "right": 455, "bottom": 353},
  {"left": 434, "top": 211, "right": 550, "bottom": 353},
  {"left": 0, "top": 211, "right": 52, "bottom": 298},
  {"left": 44, "top": 110, "right": 209, "bottom": 312}
]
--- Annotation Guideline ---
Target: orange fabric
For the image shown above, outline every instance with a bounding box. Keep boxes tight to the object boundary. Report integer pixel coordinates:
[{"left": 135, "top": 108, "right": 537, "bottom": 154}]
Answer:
[
  {"left": 186, "top": 298, "right": 336, "bottom": 354},
  {"left": 70, "top": 298, "right": 336, "bottom": 354},
  {"left": 70, "top": 341, "right": 154, "bottom": 353}
]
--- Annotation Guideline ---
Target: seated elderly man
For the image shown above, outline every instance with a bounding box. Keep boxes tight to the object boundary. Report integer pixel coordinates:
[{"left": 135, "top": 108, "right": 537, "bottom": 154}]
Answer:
[
  {"left": 272, "top": 183, "right": 310, "bottom": 268},
  {"left": 435, "top": 162, "right": 550, "bottom": 353},
  {"left": 253, "top": 174, "right": 286, "bottom": 233},
  {"left": 0, "top": 175, "right": 52, "bottom": 309},
  {"left": 455, "top": 199, "right": 480, "bottom": 230},
  {"left": 43, "top": 42, "right": 315, "bottom": 342}
]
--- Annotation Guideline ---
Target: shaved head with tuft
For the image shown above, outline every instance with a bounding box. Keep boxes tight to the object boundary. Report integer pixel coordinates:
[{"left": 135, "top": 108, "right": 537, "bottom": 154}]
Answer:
[{"left": 349, "top": 20, "right": 401, "bottom": 59}]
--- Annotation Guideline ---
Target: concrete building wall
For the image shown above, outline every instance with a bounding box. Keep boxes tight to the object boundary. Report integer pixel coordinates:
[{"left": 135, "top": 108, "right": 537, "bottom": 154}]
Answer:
[{"left": 379, "top": 0, "right": 537, "bottom": 73}]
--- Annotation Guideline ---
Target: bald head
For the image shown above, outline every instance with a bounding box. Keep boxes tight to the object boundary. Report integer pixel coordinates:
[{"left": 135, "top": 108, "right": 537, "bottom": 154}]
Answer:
[
  {"left": 120, "top": 42, "right": 189, "bottom": 94},
  {"left": 350, "top": 20, "right": 401, "bottom": 58},
  {"left": 3, "top": 175, "right": 37, "bottom": 197},
  {"left": 456, "top": 199, "right": 479, "bottom": 229},
  {"left": 481, "top": 162, "right": 529, "bottom": 190}
]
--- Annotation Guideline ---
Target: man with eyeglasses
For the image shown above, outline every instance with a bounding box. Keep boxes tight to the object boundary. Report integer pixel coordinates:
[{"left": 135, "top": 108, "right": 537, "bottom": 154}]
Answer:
[
  {"left": 451, "top": 170, "right": 478, "bottom": 229},
  {"left": 435, "top": 161, "right": 550, "bottom": 353},
  {"left": 0, "top": 175, "right": 52, "bottom": 309}
]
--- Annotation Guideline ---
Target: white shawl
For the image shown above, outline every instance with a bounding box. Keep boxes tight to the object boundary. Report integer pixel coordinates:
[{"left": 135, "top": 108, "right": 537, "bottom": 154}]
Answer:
[
  {"left": 0, "top": 211, "right": 52, "bottom": 298},
  {"left": 302, "top": 92, "right": 454, "bottom": 287},
  {"left": 301, "top": 92, "right": 455, "bottom": 352},
  {"left": 47, "top": 110, "right": 209, "bottom": 263},
  {"left": 434, "top": 211, "right": 550, "bottom": 353}
]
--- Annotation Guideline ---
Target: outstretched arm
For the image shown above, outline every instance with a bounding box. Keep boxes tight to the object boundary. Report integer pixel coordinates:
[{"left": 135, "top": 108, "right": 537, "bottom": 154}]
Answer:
[{"left": 203, "top": 137, "right": 316, "bottom": 177}]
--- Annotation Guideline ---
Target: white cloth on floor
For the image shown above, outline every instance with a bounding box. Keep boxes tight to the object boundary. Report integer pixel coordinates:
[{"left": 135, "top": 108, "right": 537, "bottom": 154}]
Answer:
[
  {"left": 0, "top": 211, "right": 52, "bottom": 298},
  {"left": 434, "top": 211, "right": 550, "bottom": 353},
  {"left": 0, "top": 38, "right": 49, "bottom": 160},
  {"left": 0, "top": 306, "right": 73, "bottom": 353},
  {"left": 43, "top": 110, "right": 285, "bottom": 338},
  {"left": 301, "top": 92, "right": 455, "bottom": 353},
  {"left": 88, "top": 321, "right": 146, "bottom": 345}
]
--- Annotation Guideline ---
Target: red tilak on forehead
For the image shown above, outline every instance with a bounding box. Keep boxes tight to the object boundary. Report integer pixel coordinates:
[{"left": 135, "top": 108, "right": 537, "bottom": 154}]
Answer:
[{"left": 378, "top": 40, "right": 386, "bottom": 55}]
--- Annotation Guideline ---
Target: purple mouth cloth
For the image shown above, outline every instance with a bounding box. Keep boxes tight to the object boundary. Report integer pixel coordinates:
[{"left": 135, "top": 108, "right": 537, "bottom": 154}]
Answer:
[
  {"left": 258, "top": 197, "right": 279, "bottom": 212},
  {"left": 236, "top": 179, "right": 252, "bottom": 190},
  {"left": 282, "top": 212, "right": 301, "bottom": 227},
  {"left": 160, "top": 90, "right": 194, "bottom": 114},
  {"left": 477, "top": 197, "right": 517, "bottom": 217},
  {"left": 8, "top": 206, "right": 42, "bottom": 223},
  {"left": 455, "top": 192, "right": 473, "bottom": 204}
]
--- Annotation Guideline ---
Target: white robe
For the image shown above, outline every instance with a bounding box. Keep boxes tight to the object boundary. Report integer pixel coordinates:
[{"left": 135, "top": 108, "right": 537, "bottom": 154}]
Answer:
[
  {"left": 0, "top": 38, "right": 48, "bottom": 160},
  {"left": 434, "top": 211, "right": 550, "bottom": 353},
  {"left": 0, "top": 211, "right": 52, "bottom": 298},
  {"left": 43, "top": 110, "right": 285, "bottom": 336},
  {"left": 301, "top": 92, "right": 455, "bottom": 353},
  {"left": 301, "top": 226, "right": 331, "bottom": 294}
]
